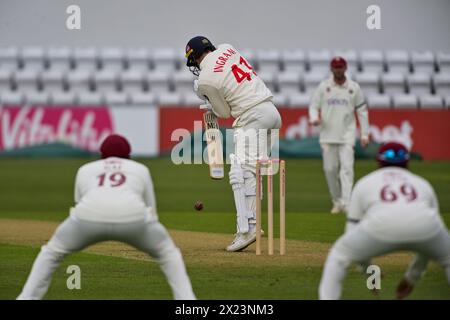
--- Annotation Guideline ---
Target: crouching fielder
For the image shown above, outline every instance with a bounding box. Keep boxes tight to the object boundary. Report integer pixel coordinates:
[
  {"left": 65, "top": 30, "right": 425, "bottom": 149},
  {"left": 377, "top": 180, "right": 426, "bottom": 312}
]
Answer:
[
  {"left": 17, "top": 134, "right": 196, "bottom": 300},
  {"left": 319, "top": 142, "right": 450, "bottom": 300}
]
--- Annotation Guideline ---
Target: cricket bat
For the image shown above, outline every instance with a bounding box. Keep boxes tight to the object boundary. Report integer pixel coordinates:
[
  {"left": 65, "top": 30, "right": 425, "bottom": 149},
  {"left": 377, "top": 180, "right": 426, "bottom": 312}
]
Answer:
[{"left": 203, "top": 111, "right": 224, "bottom": 180}]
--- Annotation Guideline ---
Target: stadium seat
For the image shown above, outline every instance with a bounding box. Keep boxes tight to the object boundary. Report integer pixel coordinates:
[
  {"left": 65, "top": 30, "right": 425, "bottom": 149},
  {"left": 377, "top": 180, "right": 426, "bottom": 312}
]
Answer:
[
  {"left": 93, "top": 69, "right": 118, "bottom": 92},
  {"left": 76, "top": 91, "right": 104, "bottom": 105},
  {"left": 25, "top": 91, "right": 50, "bottom": 105},
  {"left": 0, "top": 90, "right": 24, "bottom": 105},
  {"left": 407, "top": 73, "right": 431, "bottom": 95},
  {"left": 288, "top": 93, "right": 310, "bottom": 108},
  {"left": 433, "top": 73, "right": 450, "bottom": 96},
  {"left": 47, "top": 47, "right": 72, "bottom": 71},
  {"left": 436, "top": 52, "right": 450, "bottom": 73},
  {"left": 129, "top": 91, "right": 156, "bottom": 105},
  {"left": 50, "top": 91, "right": 76, "bottom": 105},
  {"left": 354, "top": 72, "right": 380, "bottom": 95},
  {"left": 120, "top": 69, "right": 145, "bottom": 93},
  {"left": 100, "top": 47, "right": 125, "bottom": 71},
  {"left": 125, "top": 48, "right": 151, "bottom": 71},
  {"left": 13, "top": 69, "right": 40, "bottom": 92},
  {"left": 303, "top": 72, "right": 327, "bottom": 95},
  {"left": 272, "top": 93, "right": 288, "bottom": 106},
  {"left": 66, "top": 69, "right": 92, "bottom": 93},
  {"left": 152, "top": 48, "right": 177, "bottom": 72},
  {"left": 366, "top": 94, "right": 391, "bottom": 109},
  {"left": 172, "top": 69, "right": 196, "bottom": 94},
  {"left": 281, "top": 49, "right": 305, "bottom": 73},
  {"left": 333, "top": 50, "right": 359, "bottom": 74},
  {"left": 0, "top": 47, "right": 19, "bottom": 71},
  {"left": 41, "top": 69, "right": 65, "bottom": 92},
  {"left": 381, "top": 72, "right": 405, "bottom": 95},
  {"left": 257, "top": 71, "right": 276, "bottom": 92},
  {"left": 0, "top": 69, "right": 12, "bottom": 91},
  {"left": 146, "top": 70, "right": 171, "bottom": 93},
  {"left": 385, "top": 50, "right": 410, "bottom": 73},
  {"left": 21, "top": 47, "right": 46, "bottom": 71},
  {"left": 182, "top": 91, "right": 204, "bottom": 106},
  {"left": 444, "top": 95, "right": 450, "bottom": 108},
  {"left": 104, "top": 91, "right": 129, "bottom": 105},
  {"left": 411, "top": 51, "right": 435, "bottom": 74},
  {"left": 419, "top": 95, "right": 444, "bottom": 109},
  {"left": 392, "top": 94, "right": 418, "bottom": 109},
  {"left": 256, "top": 50, "right": 280, "bottom": 73},
  {"left": 360, "top": 50, "right": 384, "bottom": 73},
  {"left": 156, "top": 91, "right": 182, "bottom": 105},
  {"left": 277, "top": 71, "right": 301, "bottom": 94},
  {"left": 73, "top": 47, "right": 99, "bottom": 71},
  {"left": 307, "top": 49, "right": 331, "bottom": 75}
]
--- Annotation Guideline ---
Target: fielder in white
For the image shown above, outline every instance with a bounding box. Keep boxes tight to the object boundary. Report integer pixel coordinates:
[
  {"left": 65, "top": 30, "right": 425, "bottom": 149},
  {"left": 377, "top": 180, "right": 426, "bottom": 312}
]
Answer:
[
  {"left": 17, "top": 134, "right": 196, "bottom": 300},
  {"left": 319, "top": 142, "right": 450, "bottom": 300},
  {"left": 185, "top": 36, "right": 282, "bottom": 252},
  {"left": 309, "top": 57, "right": 369, "bottom": 214}
]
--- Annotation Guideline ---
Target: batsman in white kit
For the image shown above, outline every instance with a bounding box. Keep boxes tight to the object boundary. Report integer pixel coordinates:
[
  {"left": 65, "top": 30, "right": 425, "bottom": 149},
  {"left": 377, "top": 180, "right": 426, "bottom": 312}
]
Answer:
[
  {"left": 185, "top": 36, "right": 282, "bottom": 252},
  {"left": 319, "top": 142, "right": 450, "bottom": 300},
  {"left": 17, "top": 134, "right": 196, "bottom": 300},
  {"left": 309, "top": 57, "right": 369, "bottom": 214}
]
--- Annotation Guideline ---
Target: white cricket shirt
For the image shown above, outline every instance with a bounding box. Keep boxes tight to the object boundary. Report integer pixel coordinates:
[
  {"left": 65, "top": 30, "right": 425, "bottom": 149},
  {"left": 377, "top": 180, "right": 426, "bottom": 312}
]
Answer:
[
  {"left": 348, "top": 167, "right": 444, "bottom": 242},
  {"left": 309, "top": 76, "right": 369, "bottom": 145},
  {"left": 197, "top": 44, "right": 273, "bottom": 122},
  {"left": 71, "top": 157, "right": 157, "bottom": 223}
]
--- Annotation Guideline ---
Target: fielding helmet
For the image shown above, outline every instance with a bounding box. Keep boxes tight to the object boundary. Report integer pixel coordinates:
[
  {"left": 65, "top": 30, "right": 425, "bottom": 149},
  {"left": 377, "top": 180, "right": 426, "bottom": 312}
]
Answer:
[{"left": 377, "top": 141, "right": 410, "bottom": 168}]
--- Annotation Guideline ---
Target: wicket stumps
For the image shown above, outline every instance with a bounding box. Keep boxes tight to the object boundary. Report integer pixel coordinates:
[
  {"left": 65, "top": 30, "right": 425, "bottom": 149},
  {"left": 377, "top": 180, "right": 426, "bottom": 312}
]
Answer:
[{"left": 256, "top": 159, "right": 286, "bottom": 255}]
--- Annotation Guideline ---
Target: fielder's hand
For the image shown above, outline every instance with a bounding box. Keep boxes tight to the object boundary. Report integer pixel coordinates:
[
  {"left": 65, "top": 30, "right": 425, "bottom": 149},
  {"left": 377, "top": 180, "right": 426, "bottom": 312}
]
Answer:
[{"left": 360, "top": 136, "right": 369, "bottom": 148}]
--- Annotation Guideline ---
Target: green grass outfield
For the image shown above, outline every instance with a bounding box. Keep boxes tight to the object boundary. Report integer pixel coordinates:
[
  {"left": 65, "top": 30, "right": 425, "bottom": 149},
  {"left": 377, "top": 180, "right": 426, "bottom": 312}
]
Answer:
[{"left": 0, "top": 158, "right": 449, "bottom": 300}]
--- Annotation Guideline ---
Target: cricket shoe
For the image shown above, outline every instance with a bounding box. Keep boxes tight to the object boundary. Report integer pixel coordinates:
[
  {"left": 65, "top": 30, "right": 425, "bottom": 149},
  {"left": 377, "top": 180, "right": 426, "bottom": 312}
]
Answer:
[{"left": 226, "top": 231, "right": 257, "bottom": 252}]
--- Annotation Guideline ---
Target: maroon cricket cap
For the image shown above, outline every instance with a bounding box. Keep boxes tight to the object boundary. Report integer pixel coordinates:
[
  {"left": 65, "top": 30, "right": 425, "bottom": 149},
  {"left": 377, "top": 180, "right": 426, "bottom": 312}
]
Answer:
[
  {"left": 330, "top": 56, "right": 347, "bottom": 68},
  {"left": 100, "top": 134, "right": 131, "bottom": 159}
]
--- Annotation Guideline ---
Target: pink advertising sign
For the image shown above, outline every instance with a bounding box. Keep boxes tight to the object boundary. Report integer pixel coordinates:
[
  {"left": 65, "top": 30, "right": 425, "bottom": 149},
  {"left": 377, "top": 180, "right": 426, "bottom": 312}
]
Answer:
[{"left": 0, "top": 106, "right": 114, "bottom": 152}]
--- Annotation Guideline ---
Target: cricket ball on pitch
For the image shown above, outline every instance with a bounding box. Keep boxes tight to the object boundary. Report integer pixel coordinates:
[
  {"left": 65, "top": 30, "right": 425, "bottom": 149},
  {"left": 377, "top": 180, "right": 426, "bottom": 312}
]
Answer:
[{"left": 194, "top": 201, "right": 204, "bottom": 211}]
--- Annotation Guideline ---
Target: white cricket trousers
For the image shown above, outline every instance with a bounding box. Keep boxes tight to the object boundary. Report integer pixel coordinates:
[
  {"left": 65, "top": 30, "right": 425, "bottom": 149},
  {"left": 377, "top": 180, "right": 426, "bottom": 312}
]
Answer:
[
  {"left": 17, "top": 215, "right": 196, "bottom": 300},
  {"left": 319, "top": 224, "right": 450, "bottom": 300},
  {"left": 230, "top": 101, "right": 282, "bottom": 232},
  {"left": 320, "top": 143, "right": 354, "bottom": 207}
]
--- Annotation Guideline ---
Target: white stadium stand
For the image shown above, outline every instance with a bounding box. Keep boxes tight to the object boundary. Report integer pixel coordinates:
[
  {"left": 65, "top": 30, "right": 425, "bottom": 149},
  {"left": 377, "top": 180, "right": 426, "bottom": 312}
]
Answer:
[
  {"left": 307, "top": 49, "right": 331, "bottom": 75},
  {"left": 277, "top": 71, "right": 302, "bottom": 94},
  {"left": 156, "top": 91, "right": 182, "bottom": 105},
  {"left": 41, "top": 69, "right": 65, "bottom": 92},
  {"left": 0, "top": 47, "right": 19, "bottom": 71},
  {"left": 411, "top": 51, "right": 435, "bottom": 74},
  {"left": 146, "top": 70, "right": 171, "bottom": 93},
  {"left": 281, "top": 49, "right": 305, "bottom": 73},
  {"left": 256, "top": 50, "right": 280, "bottom": 73},
  {"left": 257, "top": 71, "right": 276, "bottom": 93},
  {"left": 73, "top": 47, "right": 99, "bottom": 71},
  {"left": 0, "top": 90, "right": 24, "bottom": 105},
  {"left": 436, "top": 52, "right": 450, "bottom": 73},
  {"left": 129, "top": 91, "right": 156, "bottom": 105},
  {"left": 172, "top": 69, "right": 196, "bottom": 94},
  {"left": 100, "top": 48, "right": 125, "bottom": 71},
  {"left": 366, "top": 94, "right": 391, "bottom": 109},
  {"left": 47, "top": 47, "right": 72, "bottom": 72},
  {"left": 382, "top": 72, "right": 405, "bottom": 95},
  {"left": 433, "top": 73, "right": 450, "bottom": 96},
  {"left": 49, "top": 91, "right": 76, "bottom": 105},
  {"left": 385, "top": 50, "right": 410, "bottom": 73},
  {"left": 120, "top": 69, "right": 145, "bottom": 93},
  {"left": 66, "top": 69, "right": 92, "bottom": 93},
  {"left": 93, "top": 69, "right": 118, "bottom": 92},
  {"left": 419, "top": 95, "right": 444, "bottom": 109},
  {"left": 288, "top": 93, "right": 310, "bottom": 108},
  {"left": 76, "top": 91, "right": 104, "bottom": 105},
  {"left": 104, "top": 91, "right": 129, "bottom": 105},
  {"left": 182, "top": 91, "right": 204, "bottom": 106},
  {"left": 25, "top": 91, "right": 50, "bottom": 105},
  {"left": 360, "top": 50, "right": 384, "bottom": 73},
  {"left": 407, "top": 73, "right": 431, "bottom": 95},
  {"left": 303, "top": 72, "right": 326, "bottom": 95},
  {"left": 14, "top": 69, "right": 40, "bottom": 92},
  {"left": 125, "top": 48, "right": 151, "bottom": 71},
  {"left": 21, "top": 47, "right": 46, "bottom": 71},
  {"left": 0, "top": 69, "right": 12, "bottom": 91},
  {"left": 392, "top": 94, "right": 418, "bottom": 109},
  {"left": 354, "top": 72, "right": 380, "bottom": 95},
  {"left": 152, "top": 48, "right": 177, "bottom": 72}
]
